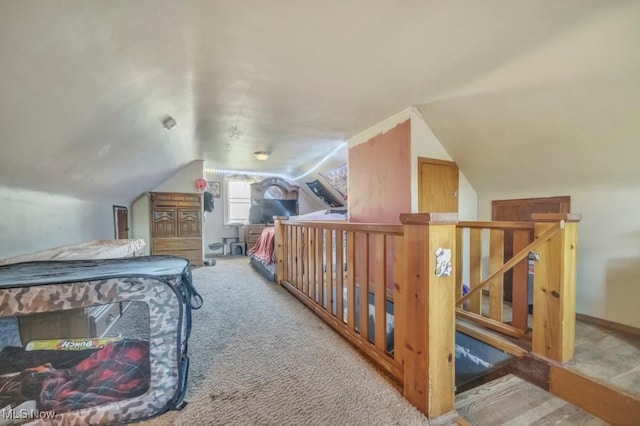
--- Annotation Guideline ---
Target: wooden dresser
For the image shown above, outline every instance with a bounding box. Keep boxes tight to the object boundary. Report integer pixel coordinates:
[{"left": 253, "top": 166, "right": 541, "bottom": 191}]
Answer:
[
  {"left": 150, "top": 192, "right": 203, "bottom": 266},
  {"left": 244, "top": 224, "right": 268, "bottom": 251}
]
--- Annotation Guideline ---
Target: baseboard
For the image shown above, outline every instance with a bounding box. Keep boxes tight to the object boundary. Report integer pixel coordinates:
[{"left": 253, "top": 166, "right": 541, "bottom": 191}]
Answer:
[{"left": 576, "top": 313, "right": 640, "bottom": 337}]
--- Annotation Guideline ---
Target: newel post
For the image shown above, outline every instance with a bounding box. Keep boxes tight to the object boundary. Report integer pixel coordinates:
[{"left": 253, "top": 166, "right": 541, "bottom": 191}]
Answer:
[
  {"left": 273, "top": 216, "right": 288, "bottom": 285},
  {"left": 399, "top": 213, "right": 458, "bottom": 421},
  {"left": 531, "top": 213, "right": 581, "bottom": 363}
]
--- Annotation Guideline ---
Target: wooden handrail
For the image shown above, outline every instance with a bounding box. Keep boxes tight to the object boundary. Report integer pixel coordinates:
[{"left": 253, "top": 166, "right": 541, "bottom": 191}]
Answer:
[
  {"left": 283, "top": 221, "right": 403, "bottom": 235},
  {"left": 457, "top": 221, "right": 534, "bottom": 230},
  {"left": 456, "top": 223, "right": 561, "bottom": 306}
]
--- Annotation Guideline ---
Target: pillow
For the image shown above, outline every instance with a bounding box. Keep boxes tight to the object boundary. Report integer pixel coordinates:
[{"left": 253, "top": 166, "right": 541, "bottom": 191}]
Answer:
[{"left": 287, "top": 210, "right": 328, "bottom": 221}]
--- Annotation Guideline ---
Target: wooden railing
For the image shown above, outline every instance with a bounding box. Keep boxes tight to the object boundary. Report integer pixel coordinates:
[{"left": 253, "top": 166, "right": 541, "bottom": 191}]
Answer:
[
  {"left": 274, "top": 214, "right": 459, "bottom": 421},
  {"left": 273, "top": 212, "right": 580, "bottom": 421},
  {"left": 455, "top": 213, "right": 581, "bottom": 362},
  {"left": 274, "top": 219, "right": 404, "bottom": 380}
]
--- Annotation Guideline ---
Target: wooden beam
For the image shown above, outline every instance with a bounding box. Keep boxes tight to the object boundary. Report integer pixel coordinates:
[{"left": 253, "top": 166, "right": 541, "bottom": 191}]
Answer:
[
  {"left": 400, "top": 214, "right": 456, "bottom": 418},
  {"left": 469, "top": 228, "right": 482, "bottom": 314},
  {"left": 456, "top": 320, "right": 528, "bottom": 357},
  {"left": 511, "top": 229, "right": 531, "bottom": 332},
  {"left": 488, "top": 229, "right": 504, "bottom": 322},
  {"left": 274, "top": 220, "right": 285, "bottom": 284},
  {"left": 457, "top": 221, "right": 534, "bottom": 230},
  {"left": 456, "top": 309, "right": 530, "bottom": 340},
  {"left": 532, "top": 220, "right": 579, "bottom": 363}
]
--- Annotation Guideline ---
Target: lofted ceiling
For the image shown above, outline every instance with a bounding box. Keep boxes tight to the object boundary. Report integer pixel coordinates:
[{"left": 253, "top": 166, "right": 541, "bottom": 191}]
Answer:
[{"left": 0, "top": 0, "right": 637, "bottom": 202}]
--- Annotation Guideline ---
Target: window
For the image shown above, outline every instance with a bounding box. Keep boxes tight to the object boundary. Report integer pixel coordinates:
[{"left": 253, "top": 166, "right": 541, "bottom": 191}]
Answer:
[{"left": 225, "top": 179, "right": 252, "bottom": 225}]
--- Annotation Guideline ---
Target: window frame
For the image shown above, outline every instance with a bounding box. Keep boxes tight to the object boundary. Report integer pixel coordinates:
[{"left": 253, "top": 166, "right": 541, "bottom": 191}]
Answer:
[{"left": 223, "top": 178, "right": 253, "bottom": 226}]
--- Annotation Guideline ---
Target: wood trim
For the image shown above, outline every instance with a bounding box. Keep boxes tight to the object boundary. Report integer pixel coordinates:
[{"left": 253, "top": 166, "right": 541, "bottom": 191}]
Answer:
[
  {"left": 417, "top": 157, "right": 458, "bottom": 168},
  {"left": 399, "top": 212, "right": 458, "bottom": 225},
  {"left": 576, "top": 313, "right": 640, "bottom": 337},
  {"left": 456, "top": 320, "right": 528, "bottom": 357},
  {"left": 280, "top": 279, "right": 403, "bottom": 382},
  {"left": 550, "top": 364, "right": 640, "bottom": 426},
  {"left": 457, "top": 221, "right": 534, "bottom": 230},
  {"left": 284, "top": 221, "right": 402, "bottom": 235},
  {"left": 492, "top": 195, "right": 571, "bottom": 209},
  {"left": 531, "top": 213, "right": 582, "bottom": 222},
  {"left": 456, "top": 309, "right": 530, "bottom": 340}
]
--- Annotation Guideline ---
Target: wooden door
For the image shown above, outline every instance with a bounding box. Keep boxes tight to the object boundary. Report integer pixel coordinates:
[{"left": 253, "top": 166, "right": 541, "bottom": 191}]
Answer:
[
  {"left": 152, "top": 209, "right": 177, "bottom": 237},
  {"left": 113, "top": 206, "right": 129, "bottom": 239},
  {"left": 177, "top": 208, "right": 202, "bottom": 237},
  {"left": 492, "top": 196, "right": 571, "bottom": 301},
  {"left": 418, "top": 158, "right": 459, "bottom": 213}
]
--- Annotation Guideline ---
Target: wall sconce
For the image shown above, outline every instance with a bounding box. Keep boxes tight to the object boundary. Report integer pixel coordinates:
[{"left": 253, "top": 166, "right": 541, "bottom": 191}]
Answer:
[{"left": 254, "top": 151, "right": 271, "bottom": 161}]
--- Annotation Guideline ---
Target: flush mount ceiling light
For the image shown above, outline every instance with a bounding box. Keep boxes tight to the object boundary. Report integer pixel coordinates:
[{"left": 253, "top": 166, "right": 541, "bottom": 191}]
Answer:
[{"left": 254, "top": 151, "right": 271, "bottom": 161}]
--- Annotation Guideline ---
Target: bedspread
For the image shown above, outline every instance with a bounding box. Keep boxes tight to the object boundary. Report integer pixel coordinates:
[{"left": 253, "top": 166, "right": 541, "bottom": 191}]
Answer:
[{"left": 248, "top": 227, "right": 275, "bottom": 265}]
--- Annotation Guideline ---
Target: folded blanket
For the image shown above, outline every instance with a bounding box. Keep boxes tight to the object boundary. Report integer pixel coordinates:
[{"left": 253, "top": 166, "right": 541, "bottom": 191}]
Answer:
[{"left": 0, "top": 339, "right": 149, "bottom": 413}]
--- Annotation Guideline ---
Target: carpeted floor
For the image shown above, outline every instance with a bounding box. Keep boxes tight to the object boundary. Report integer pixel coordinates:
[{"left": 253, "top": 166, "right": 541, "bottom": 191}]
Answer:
[{"left": 137, "top": 257, "right": 433, "bottom": 426}]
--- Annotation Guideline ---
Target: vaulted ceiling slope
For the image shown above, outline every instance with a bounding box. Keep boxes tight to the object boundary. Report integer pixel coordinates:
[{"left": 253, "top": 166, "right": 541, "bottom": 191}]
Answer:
[{"left": 0, "top": 1, "right": 636, "bottom": 202}]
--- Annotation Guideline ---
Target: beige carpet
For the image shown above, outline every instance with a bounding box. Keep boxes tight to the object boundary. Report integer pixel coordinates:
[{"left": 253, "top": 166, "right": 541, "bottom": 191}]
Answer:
[{"left": 137, "top": 257, "right": 432, "bottom": 426}]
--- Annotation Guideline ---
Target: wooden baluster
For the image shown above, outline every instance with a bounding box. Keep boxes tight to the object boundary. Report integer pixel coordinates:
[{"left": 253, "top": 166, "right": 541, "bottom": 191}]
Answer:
[
  {"left": 287, "top": 225, "right": 292, "bottom": 283},
  {"left": 296, "top": 227, "right": 303, "bottom": 290},
  {"left": 399, "top": 213, "right": 457, "bottom": 420},
  {"left": 326, "top": 229, "right": 334, "bottom": 313},
  {"left": 336, "top": 230, "right": 344, "bottom": 322},
  {"left": 347, "top": 231, "right": 356, "bottom": 331},
  {"left": 291, "top": 226, "right": 298, "bottom": 288},
  {"left": 274, "top": 219, "right": 285, "bottom": 284},
  {"left": 512, "top": 229, "right": 531, "bottom": 331},
  {"left": 531, "top": 213, "right": 581, "bottom": 363},
  {"left": 374, "top": 234, "right": 387, "bottom": 352},
  {"left": 316, "top": 228, "right": 324, "bottom": 304},
  {"left": 307, "top": 227, "right": 315, "bottom": 300},
  {"left": 469, "top": 228, "right": 482, "bottom": 314},
  {"left": 393, "top": 234, "right": 404, "bottom": 364},
  {"left": 489, "top": 229, "right": 504, "bottom": 322},
  {"left": 455, "top": 227, "right": 464, "bottom": 308},
  {"left": 358, "top": 233, "right": 370, "bottom": 340}
]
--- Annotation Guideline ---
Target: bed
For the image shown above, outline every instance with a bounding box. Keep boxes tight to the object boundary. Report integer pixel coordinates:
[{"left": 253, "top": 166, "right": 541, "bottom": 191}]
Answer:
[
  {"left": 0, "top": 239, "right": 146, "bottom": 266},
  {"left": 247, "top": 211, "right": 347, "bottom": 282}
]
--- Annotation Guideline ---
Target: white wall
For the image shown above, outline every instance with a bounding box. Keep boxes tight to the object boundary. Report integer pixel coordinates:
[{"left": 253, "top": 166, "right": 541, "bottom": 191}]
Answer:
[
  {"left": 131, "top": 193, "right": 151, "bottom": 255},
  {"left": 131, "top": 160, "right": 206, "bottom": 256},
  {"left": 153, "top": 160, "right": 204, "bottom": 193},
  {"left": 410, "top": 108, "right": 477, "bottom": 221},
  {"left": 0, "top": 185, "right": 119, "bottom": 258},
  {"left": 479, "top": 184, "right": 640, "bottom": 328}
]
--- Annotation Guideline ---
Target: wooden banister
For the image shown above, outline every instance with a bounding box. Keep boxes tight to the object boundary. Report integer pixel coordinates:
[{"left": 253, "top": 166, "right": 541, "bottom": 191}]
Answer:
[
  {"left": 456, "top": 223, "right": 561, "bottom": 306},
  {"left": 284, "top": 220, "right": 403, "bottom": 235},
  {"left": 457, "top": 221, "right": 534, "bottom": 230}
]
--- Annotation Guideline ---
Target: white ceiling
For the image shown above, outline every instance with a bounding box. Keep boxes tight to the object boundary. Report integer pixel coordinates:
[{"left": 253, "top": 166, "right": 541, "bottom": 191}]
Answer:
[{"left": 0, "top": 0, "right": 637, "bottom": 201}]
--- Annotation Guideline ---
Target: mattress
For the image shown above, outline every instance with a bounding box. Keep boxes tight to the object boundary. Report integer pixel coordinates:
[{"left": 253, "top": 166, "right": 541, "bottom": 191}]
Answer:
[{"left": 0, "top": 239, "right": 146, "bottom": 266}]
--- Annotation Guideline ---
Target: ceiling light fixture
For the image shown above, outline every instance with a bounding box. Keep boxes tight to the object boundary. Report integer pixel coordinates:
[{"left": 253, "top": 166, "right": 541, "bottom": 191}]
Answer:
[{"left": 254, "top": 151, "right": 271, "bottom": 161}]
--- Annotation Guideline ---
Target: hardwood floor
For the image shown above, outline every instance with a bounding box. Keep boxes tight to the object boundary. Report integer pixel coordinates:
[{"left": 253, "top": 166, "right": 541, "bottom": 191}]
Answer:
[
  {"left": 456, "top": 374, "right": 606, "bottom": 425},
  {"left": 567, "top": 320, "right": 640, "bottom": 398}
]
